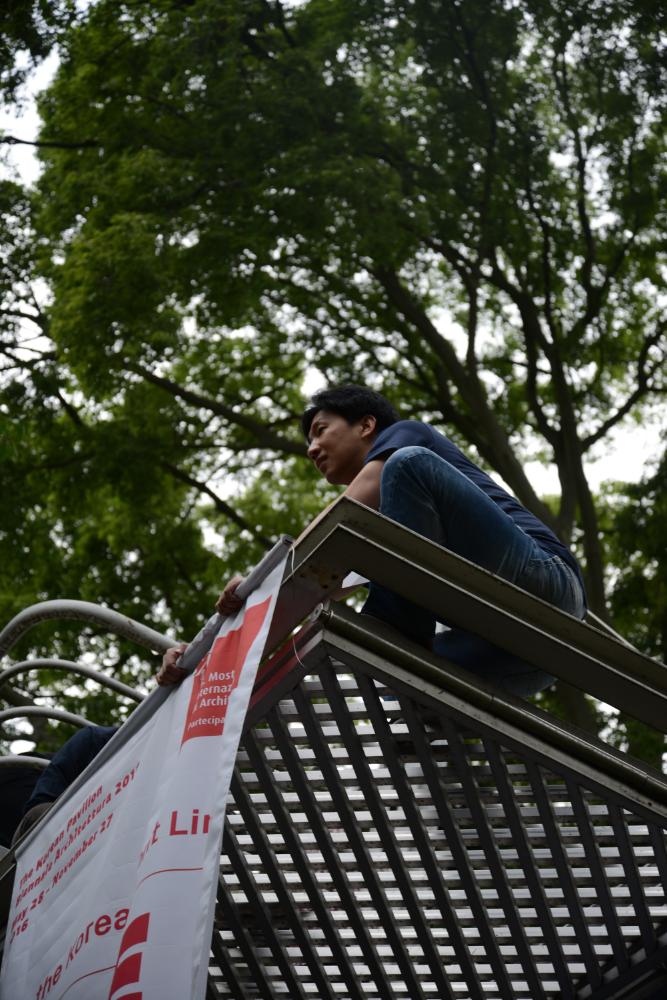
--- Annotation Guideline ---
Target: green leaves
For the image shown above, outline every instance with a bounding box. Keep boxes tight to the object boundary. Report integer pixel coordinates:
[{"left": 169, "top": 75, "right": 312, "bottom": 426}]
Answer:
[
  {"left": 1, "top": 0, "right": 665, "bottom": 754},
  {"left": 22, "top": 0, "right": 666, "bottom": 547},
  {"left": 0, "top": 1, "right": 74, "bottom": 97}
]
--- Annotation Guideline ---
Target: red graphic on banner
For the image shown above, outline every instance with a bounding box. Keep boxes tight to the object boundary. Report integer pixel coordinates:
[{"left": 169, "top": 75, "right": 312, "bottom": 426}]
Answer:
[
  {"left": 107, "top": 912, "right": 150, "bottom": 1000},
  {"left": 181, "top": 597, "right": 271, "bottom": 746}
]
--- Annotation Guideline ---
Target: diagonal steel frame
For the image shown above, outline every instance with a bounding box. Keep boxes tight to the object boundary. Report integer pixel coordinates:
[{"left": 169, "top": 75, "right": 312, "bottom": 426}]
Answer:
[
  {"left": 439, "top": 715, "right": 548, "bottom": 999},
  {"left": 209, "top": 927, "right": 251, "bottom": 1000},
  {"left": 318, "top": 664, "right": 444, "bottom": 1000},
  {"left": 647, "top": 826, "right": 667, "bottom": 900},
  {"left": 526, "top": 760, "right": 602, "bottom": 989},
  {"left": 304, "top": 619, "right": 667, "bottom": 999},
  {"left": 357, "top": 674, "right": 484, "bottom": 1000},
  {"left": 225, "top": 785, "right": 311, "bottom": 1000},
  {"left": 483, "top": 737, "right": 574, "bottom": 996},
  {"left": 607, "top": 802, "right": 656, "bottom": 954},
  {"left": 291, "top": 680, "right": 421, "bottom": 999},
  {"left": 215, "top": 865, "right": 277, "bottom": 1000},
  {"left": 575, "top": 936, "right": 667, "bottom": 1000},
  {"left": 241, "top": 724, "right": 356, "bottom": 1000},
  {"left": 264, "top": 704, "right": 392, "bottom": 1000},
  {"left": 565, "top": 778, "right": 629, "bottom": 973},
  {"left": 354, "top": 670, "right": 485, "bottom": 1000},
  {"left": 399, "top": 694, "right": 516, "bottom": 996}
]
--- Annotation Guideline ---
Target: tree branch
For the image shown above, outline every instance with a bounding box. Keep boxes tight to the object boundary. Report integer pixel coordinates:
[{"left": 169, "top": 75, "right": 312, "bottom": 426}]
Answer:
[
  {"left": 56, "top": 389, "right": 84, "bottom": 427},
  {"left": 129, "top": 363, "right": 306, "bottom": 456},
  {"left": 160, "top": 461, "right": 272, "bottom": 548},
  {"left": 270, "top": 0, "right": 296, "bottom": 48},
  {"left": 374, "top": 264, "right": 472, "bottom": 389},
  {"left": 487, "top": 252, "right": 559, "bottom": 447},
  {"left": 0, "top": 307, "right": 49, "bottom": 333},
  {"left": 582, "top": 325, "right": 666, "bottom": 450},
  {"left": 374, "top": 264, "right": 559, "bottom": 527},
  {"left": 0, "top": 684, "right": 50, "bottom": 744},
  {"left": 554, "top": 49, "right": 596, "bottom": 298},
  {"left": 0, "top": 135, "right": 98, "bottom": 150},
  {"left": 519, "top": 137, "right": 560, "bottom": 341}
]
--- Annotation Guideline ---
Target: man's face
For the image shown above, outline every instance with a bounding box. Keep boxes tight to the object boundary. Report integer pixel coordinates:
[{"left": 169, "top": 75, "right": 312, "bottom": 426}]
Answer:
[{"left": 306, "top": 409, "right": 375, "bottom": 485}]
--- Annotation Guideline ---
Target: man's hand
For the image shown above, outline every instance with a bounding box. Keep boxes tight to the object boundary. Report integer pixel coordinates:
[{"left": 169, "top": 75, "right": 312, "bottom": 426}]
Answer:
[
  {"left": 216, "top": 574, "right": 246, "bottom": 616},
  {"left": 156, "top": 643, "right": 188, "bottom": 686},
  {"left": 157, "top": 574, "right": 245, "bottom": 687}
]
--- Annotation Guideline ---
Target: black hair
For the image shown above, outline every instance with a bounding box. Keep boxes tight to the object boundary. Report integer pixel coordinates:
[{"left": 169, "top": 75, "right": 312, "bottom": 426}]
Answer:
[{"left": 301, "top": 384, "right": 399, "bottom": 439}]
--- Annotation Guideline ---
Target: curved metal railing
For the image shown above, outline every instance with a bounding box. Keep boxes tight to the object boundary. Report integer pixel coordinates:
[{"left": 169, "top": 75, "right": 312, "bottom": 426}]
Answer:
[
  {"left": 0, "top": 659, "right": 143, "bottom": 702},
  {"left": 0, "top": 755, "right": 49, "bottom": 769},
  {"left": 0, "top": 599, "right": 174, "bottom": 659},
  {"left": 0, "top": 706, "right": 92, "bottom": 729},
  {"left": 0, "top": 602, "right": 169, "bottom": 766}
]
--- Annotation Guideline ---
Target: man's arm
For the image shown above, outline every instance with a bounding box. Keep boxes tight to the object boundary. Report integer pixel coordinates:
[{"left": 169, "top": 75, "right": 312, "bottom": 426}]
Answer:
[
  {"left": 343, "top": 458, "right": 385, "bottom": 509},
  {"left": 291, "top": 458, "right": 386, "bottom": 547}
]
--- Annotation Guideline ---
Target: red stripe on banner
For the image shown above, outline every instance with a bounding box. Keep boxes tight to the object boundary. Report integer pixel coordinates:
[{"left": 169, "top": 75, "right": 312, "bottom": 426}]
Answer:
[
  {"left": 108, "top": 952, "right": 142, "bottom": 997},
  {"left": 117, "top": 912, "right": 150, "bottom": 959},
  {"left": 182, "top": 596, "right": 272, "bottom": 745}
]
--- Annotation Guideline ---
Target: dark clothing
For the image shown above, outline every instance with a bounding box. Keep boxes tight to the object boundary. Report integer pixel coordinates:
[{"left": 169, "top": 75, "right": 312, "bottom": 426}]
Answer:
[
  {"left": 365, "top": 420, "right": 586, "bottom": 595},
  {"left": 361, "top": 424, "right": 587, "bottom": 696},
  {"left": 0, "top": 758, "right": 50, "bottom": 847},
  {"left": 24, "top": 725, "right": 117, "bottom": 813}
]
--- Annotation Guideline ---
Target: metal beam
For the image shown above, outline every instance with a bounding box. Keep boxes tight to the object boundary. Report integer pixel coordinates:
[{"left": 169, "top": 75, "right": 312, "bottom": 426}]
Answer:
[{"left": 285, "top": 497, "right": 667, "bottom": 730}]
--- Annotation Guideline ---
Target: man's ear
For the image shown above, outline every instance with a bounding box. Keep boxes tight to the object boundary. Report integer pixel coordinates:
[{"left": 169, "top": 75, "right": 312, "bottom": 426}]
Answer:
[{"left": 359, "top": 414, "right": 377, "bottom": 439}]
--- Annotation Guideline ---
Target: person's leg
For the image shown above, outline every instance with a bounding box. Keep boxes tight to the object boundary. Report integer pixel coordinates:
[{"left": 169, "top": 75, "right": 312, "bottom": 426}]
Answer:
[
  {"left": 432, "top": 629, "right": 556, "bottom": 696},
  {"left": 362, "top": 446, "right": 584, "bottom": 690}
]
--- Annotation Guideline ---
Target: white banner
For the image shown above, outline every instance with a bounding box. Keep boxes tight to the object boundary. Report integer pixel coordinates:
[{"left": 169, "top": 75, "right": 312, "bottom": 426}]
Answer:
[{"left": 0, "top": 556, "right": 287, "bottom": 1000}]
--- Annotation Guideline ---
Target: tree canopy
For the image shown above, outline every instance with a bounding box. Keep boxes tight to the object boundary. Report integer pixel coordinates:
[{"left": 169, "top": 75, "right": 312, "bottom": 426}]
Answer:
[{"left": 1, "top": 0, "right": 665, "bottom": 757}]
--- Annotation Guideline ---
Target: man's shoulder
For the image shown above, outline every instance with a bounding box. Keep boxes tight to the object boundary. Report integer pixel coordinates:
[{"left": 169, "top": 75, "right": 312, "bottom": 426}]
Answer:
[
  {"left": 381, "top": 418, "right": 437, "bottom": 437},
  {"left": 387, "top": 419, "right": 457, "bottom": 449},
  {"left": 366, "top": 420, "right": 454, "bottom": 464},
  {"left": 373, "top": 419, "right": 437, "bottom": 447}
]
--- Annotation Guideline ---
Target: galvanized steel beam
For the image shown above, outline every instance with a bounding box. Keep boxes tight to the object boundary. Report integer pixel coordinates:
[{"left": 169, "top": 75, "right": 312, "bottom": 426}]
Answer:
[{"left": 285, "top": 498, "right": 667, "bottom": 730}]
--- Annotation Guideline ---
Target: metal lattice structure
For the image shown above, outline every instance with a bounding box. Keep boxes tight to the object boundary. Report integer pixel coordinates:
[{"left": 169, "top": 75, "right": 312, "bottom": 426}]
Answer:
[
  {"left": 204, "top": 609, "right": 667, "bottom": 1000},
  {"left": 2, "top": 499, "right": 667, "bottom": 999}
]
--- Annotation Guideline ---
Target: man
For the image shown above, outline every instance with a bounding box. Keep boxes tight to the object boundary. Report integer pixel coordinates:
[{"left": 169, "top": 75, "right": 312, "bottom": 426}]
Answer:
[{"left": 162, "top": 384, "right": 586, "bottom": 696}]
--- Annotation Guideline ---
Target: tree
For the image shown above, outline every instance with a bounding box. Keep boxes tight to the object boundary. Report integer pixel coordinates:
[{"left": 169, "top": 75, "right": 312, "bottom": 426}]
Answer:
[
  {"left": 1, "top": 0, "right": 665, "bottom": 753},
  {"left": 596, "top": 450, "right": 667, "bottom": 767}
]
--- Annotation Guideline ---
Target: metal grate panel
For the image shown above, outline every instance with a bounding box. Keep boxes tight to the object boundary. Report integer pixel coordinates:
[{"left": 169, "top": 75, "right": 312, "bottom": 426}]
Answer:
[{"left": 207, "top": 638, "right": 667, "bottom": 999}]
